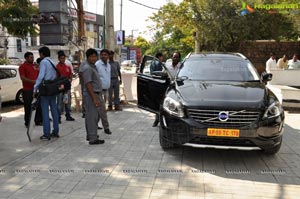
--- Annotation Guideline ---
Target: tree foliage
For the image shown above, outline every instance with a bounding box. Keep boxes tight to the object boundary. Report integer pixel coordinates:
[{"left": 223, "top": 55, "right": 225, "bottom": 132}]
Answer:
[
  {"left": 147, "top": 0, "right": 299, "bottom": 54},
  {"left": 133, "top": 36, "right": 150, "bottom": 55},
  {"left": 0, "top": 0, "right": 38, "bottom": 38}
]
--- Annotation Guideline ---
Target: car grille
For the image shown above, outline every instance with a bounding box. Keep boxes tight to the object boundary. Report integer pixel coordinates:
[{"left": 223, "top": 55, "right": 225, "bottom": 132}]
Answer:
[
  {"left": 187, "top": 109, "right": 260, "bottom": 128},
  {"left": 190, "top": 137, "right": 256, "bottom": 146}
]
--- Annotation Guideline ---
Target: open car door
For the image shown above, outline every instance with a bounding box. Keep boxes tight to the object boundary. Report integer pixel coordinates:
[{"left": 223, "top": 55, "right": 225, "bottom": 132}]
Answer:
[{"left": 137, "top": 55, "right": 170, "bottom": 114}]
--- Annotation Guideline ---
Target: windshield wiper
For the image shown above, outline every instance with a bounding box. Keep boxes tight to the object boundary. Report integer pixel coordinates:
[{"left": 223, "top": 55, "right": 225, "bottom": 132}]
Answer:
[{"left": 245, "top": 80, "right": 260, "bottom": 82}]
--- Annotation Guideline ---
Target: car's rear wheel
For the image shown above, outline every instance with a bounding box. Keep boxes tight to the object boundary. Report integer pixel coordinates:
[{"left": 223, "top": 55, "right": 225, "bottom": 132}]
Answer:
[
  {"left": 262, "top": 137, "right": 282, "bottom": 155},
  {"left": 159, "top": 125, "right": 175, "bottom": 149},
  {"left": 16, "top": 89, "right": 24, "bottom": 104}
]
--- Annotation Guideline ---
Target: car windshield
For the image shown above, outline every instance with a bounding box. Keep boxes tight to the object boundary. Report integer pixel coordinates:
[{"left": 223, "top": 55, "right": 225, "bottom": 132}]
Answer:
[{"left": 178, "top": 58, "right": 260, "bottom": 81}]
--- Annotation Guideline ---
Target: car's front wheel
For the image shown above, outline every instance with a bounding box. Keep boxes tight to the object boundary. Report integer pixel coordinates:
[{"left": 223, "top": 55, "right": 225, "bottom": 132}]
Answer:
[
  {"left": 159, "top": 125, "right": 175, "bottom": 149},
  {"left": 16, "top": 89, "right": 24, "bottom": 104},
  {"left": 262, "top": 137, "right": 282, "bottom": 155}
]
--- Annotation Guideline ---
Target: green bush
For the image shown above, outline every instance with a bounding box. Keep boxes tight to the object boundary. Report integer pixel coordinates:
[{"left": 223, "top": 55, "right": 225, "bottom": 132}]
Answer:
[{"left": 0, "top": 58, "right": 10, "bottom": 65}]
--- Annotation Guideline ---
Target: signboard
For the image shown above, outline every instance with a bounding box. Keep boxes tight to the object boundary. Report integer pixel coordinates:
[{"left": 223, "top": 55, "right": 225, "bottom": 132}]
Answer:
[
  {"left": 116, "top": 30, "right": 125, "bottom": 45},
  {"left": 99, "top": 26, "right": 103, "bottom": 48},
  {"left": 69, "top": 8, "right": 96, "bottom": 22},
  {"left": 121, "top": 46, "right": 128, "bottom": 62}
]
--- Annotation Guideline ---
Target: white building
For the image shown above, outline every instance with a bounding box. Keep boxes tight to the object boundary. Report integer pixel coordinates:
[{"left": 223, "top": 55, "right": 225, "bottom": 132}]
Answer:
[{"left": 0, "top": 24, "right": 39, "bottom": 60}]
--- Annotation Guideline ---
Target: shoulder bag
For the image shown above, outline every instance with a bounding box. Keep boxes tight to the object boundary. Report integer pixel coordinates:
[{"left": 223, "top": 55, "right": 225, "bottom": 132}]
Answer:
[{"left": 38, "top": 60, "right": 71, "bottom": 96}]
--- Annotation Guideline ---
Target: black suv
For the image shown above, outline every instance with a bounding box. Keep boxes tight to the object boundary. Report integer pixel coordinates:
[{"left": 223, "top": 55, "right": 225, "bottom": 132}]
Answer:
[{"left": 137, "top": 53, "right": 284, "bottom": 154}]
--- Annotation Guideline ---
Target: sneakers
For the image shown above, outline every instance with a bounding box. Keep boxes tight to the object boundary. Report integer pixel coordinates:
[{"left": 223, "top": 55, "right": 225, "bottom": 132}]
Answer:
[
  {"left": 89, "top": 139, "right": 105, "bottom": 145},
  {"left": 98, "top": 126, "right": 103, "bottom": 130},
  {"left": 40, "top": 135, "right": 51, "bottom": 140},
  {"left": 86, "top": 135, "right": 99, "bottom": 141},
  {"left": 115, "top": 106, "right": 122, "bottom": 111},
  {"left": 66, "top": 116, "right": 75, "bottom": 121},
  {"left": 35, "top": 122, "right": 42, "bottom": 126},
  {"left": 50, "top": 133, "right": 60, "bottom": 138},
  {"left": 104, "top": 129, "right": 112, "bottom": 135}
]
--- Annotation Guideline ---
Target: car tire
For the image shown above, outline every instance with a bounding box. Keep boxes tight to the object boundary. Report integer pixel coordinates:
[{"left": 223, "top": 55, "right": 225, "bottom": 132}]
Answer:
[
  {"left": 16, "top": 89, "right": 24, "bottom": 104},
  {"left": 262, "top": 137, "right": 282, "bottom": 155},
  {"left": 159, "top": 125, "right": 175, "bottom": 149}
]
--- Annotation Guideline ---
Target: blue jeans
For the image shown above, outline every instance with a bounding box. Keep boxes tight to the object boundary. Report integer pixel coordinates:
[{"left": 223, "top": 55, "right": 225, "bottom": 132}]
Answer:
[
  {"left": 57, "top": 91, "right": 71, "bottom": 119},
  {"left": 41, "top": 95, "right": 59, "bottom": 137}
]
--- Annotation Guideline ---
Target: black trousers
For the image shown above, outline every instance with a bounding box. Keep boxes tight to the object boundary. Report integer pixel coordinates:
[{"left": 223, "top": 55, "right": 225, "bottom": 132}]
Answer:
[{"left": 23, "top": 90, "right": 42, "bottom": 125}]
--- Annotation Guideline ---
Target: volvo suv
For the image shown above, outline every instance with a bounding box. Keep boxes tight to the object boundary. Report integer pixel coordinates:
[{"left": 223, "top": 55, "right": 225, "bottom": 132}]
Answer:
[{"left": 137, "top": 53, "right": 284, "bottom": 154}]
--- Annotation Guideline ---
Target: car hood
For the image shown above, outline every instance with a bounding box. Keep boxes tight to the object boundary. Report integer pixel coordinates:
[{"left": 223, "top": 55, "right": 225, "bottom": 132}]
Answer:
[{"left": 176, "top": 81, "right": 266, "bottom": 108}]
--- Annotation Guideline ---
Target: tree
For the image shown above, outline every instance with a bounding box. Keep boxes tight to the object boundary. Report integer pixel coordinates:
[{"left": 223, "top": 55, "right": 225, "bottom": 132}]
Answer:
[
  {"left": 0, "top": 0, "right": 38, "bottom": 38},
  {"left": 147, "top": 0, "right": 299, "bottom": 52},
  {"left": 147, "top": 2, "right": 193, "bottom": 58},
  {"left": 133, "top": 36, "right": 150, "bottom": 55}
]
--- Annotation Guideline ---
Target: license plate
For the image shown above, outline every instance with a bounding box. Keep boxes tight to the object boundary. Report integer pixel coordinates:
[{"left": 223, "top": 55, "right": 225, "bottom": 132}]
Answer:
[{"left": 207, "top": 128, "right": 240, "bottom": 137}]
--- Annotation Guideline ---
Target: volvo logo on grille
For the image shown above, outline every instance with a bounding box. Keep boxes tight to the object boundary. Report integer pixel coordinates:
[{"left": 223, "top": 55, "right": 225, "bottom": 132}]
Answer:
[{"left": 218, "top": 111, "right": 229, "bottom": 122}]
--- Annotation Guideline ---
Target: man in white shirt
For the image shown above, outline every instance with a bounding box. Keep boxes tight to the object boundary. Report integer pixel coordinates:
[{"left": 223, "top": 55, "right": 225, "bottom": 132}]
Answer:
[
  {"left": 265, "top": 52, "right": 277, "bottom": 73},
  {"left": 165, "top": 52, "right": 181, "bottom": 79},
  {"left": 277, "top": 54, "right": 288, "bottom": 69},
  {"left": 288, "top": 54, "right": 300, "bottom": 69}
]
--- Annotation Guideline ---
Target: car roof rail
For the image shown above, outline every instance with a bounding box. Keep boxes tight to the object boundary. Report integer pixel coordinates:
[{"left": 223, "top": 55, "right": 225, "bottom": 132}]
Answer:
[{"left": 233, "top": 53, "right": 248, "bottom": 60}]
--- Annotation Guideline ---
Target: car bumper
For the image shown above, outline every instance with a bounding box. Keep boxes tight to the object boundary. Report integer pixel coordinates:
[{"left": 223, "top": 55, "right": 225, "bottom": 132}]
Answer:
[{"left": 159, "top": 110, "right": 284, "bottom": 150}]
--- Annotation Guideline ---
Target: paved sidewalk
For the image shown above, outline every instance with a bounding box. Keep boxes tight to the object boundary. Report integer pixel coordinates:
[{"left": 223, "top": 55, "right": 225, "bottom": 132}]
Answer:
[{"left": 0, "top": 105, "right": 300, "bottom": 199}]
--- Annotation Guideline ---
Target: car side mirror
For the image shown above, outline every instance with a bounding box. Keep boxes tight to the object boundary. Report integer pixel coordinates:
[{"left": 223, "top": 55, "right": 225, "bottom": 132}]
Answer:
[
  {"left": 261, "top": 72, "right": 273, "bottom": 82},
  {"left": 152, "top": 71, "right": 168, "bottom": 79}
]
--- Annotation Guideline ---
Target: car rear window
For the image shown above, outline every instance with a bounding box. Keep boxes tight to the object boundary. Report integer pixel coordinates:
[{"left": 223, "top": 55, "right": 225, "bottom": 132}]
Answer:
[{"left": 178, "top": 59, "right": 260, "bottom": 81}]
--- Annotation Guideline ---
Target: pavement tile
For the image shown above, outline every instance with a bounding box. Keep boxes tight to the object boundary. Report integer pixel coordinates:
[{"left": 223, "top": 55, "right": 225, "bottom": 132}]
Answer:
[
  {"left": 121, "top": 186, "right": 152, "bottom": 198},
  {"left": 149, "top": 188, "right": 178, "bottom": 198},
  {"left": 204, "top": 192, "right": 233, "bottom": 199},
  {"left": 46, "top": 179, "right": 78, "bottom": 194},
  {"left": 69, "top": 180, "right": 103, "bottom": 196},
  {"left": 128, "top": 176, "right": 155, "bottom": 187},
  {"left": 37, "top": 191, "right": 67, "bottom": 199},
  {"left": 95, "top": 184, "right": 126, "bottom": 198},
  {"left": 5, "top": 188, "right": 42, "bottom": 199},
  {"left": 65, "top": 194, "right": 94, "bottom": 199},
  {"left": 22, "top": 178, "right": 56, "bottom": 191}
]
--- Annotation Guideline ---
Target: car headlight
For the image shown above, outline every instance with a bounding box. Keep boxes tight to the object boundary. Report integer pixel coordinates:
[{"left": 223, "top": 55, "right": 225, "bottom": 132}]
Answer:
[
  {"left": 263, "top": 101, "right": 281, "bottom": 119},
  {"left": 163, "top": 96, "right": 184, "bottom": 117}
]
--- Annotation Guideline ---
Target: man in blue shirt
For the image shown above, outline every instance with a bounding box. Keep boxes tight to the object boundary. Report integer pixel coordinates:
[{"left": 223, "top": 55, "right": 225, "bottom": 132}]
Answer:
[
  {"left": 95, "top": 49, "right": 111, "bottom": 105},
  {"left": 33, "top": 46, "right": 59, "bottom": 140}
]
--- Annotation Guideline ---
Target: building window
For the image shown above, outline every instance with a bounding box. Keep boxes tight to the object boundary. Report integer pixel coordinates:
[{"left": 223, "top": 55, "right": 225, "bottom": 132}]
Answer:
[
  {"left": 86, "top": 23, "right": 90, "bottom": 31},
  {"left": 25, "top": 38, "right": 29, "bottom": 47},
  {"left": 16, "top": 39, "right": 22, "bottom": 52}
]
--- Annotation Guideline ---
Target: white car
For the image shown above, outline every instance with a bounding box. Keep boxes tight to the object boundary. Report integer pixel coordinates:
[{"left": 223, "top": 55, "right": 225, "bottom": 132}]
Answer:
[{"left": 0, "top": 65, "right": 23, "bottom": 103}]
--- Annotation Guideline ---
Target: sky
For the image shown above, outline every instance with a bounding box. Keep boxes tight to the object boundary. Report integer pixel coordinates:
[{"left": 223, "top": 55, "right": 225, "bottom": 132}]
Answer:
[{"left": 83, "top": 0, "right": 180, "bottom": 40}]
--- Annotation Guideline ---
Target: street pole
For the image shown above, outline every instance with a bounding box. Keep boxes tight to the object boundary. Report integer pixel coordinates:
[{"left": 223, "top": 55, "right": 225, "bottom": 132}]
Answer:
[
  {"left": 120, "top": 0, "right": 123, "bottom": 31},
  {"left": 76, "top": 0, "right": 85, "bottom": 63},
  {"left": 131, "top": 29, "right": 138, "bottom": 45},
  {"left": 118, "top": 0, "right": 123, "bottom": 62},
  {"left": 105, "top": 0, "right": 114, "bottom": 50}
]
